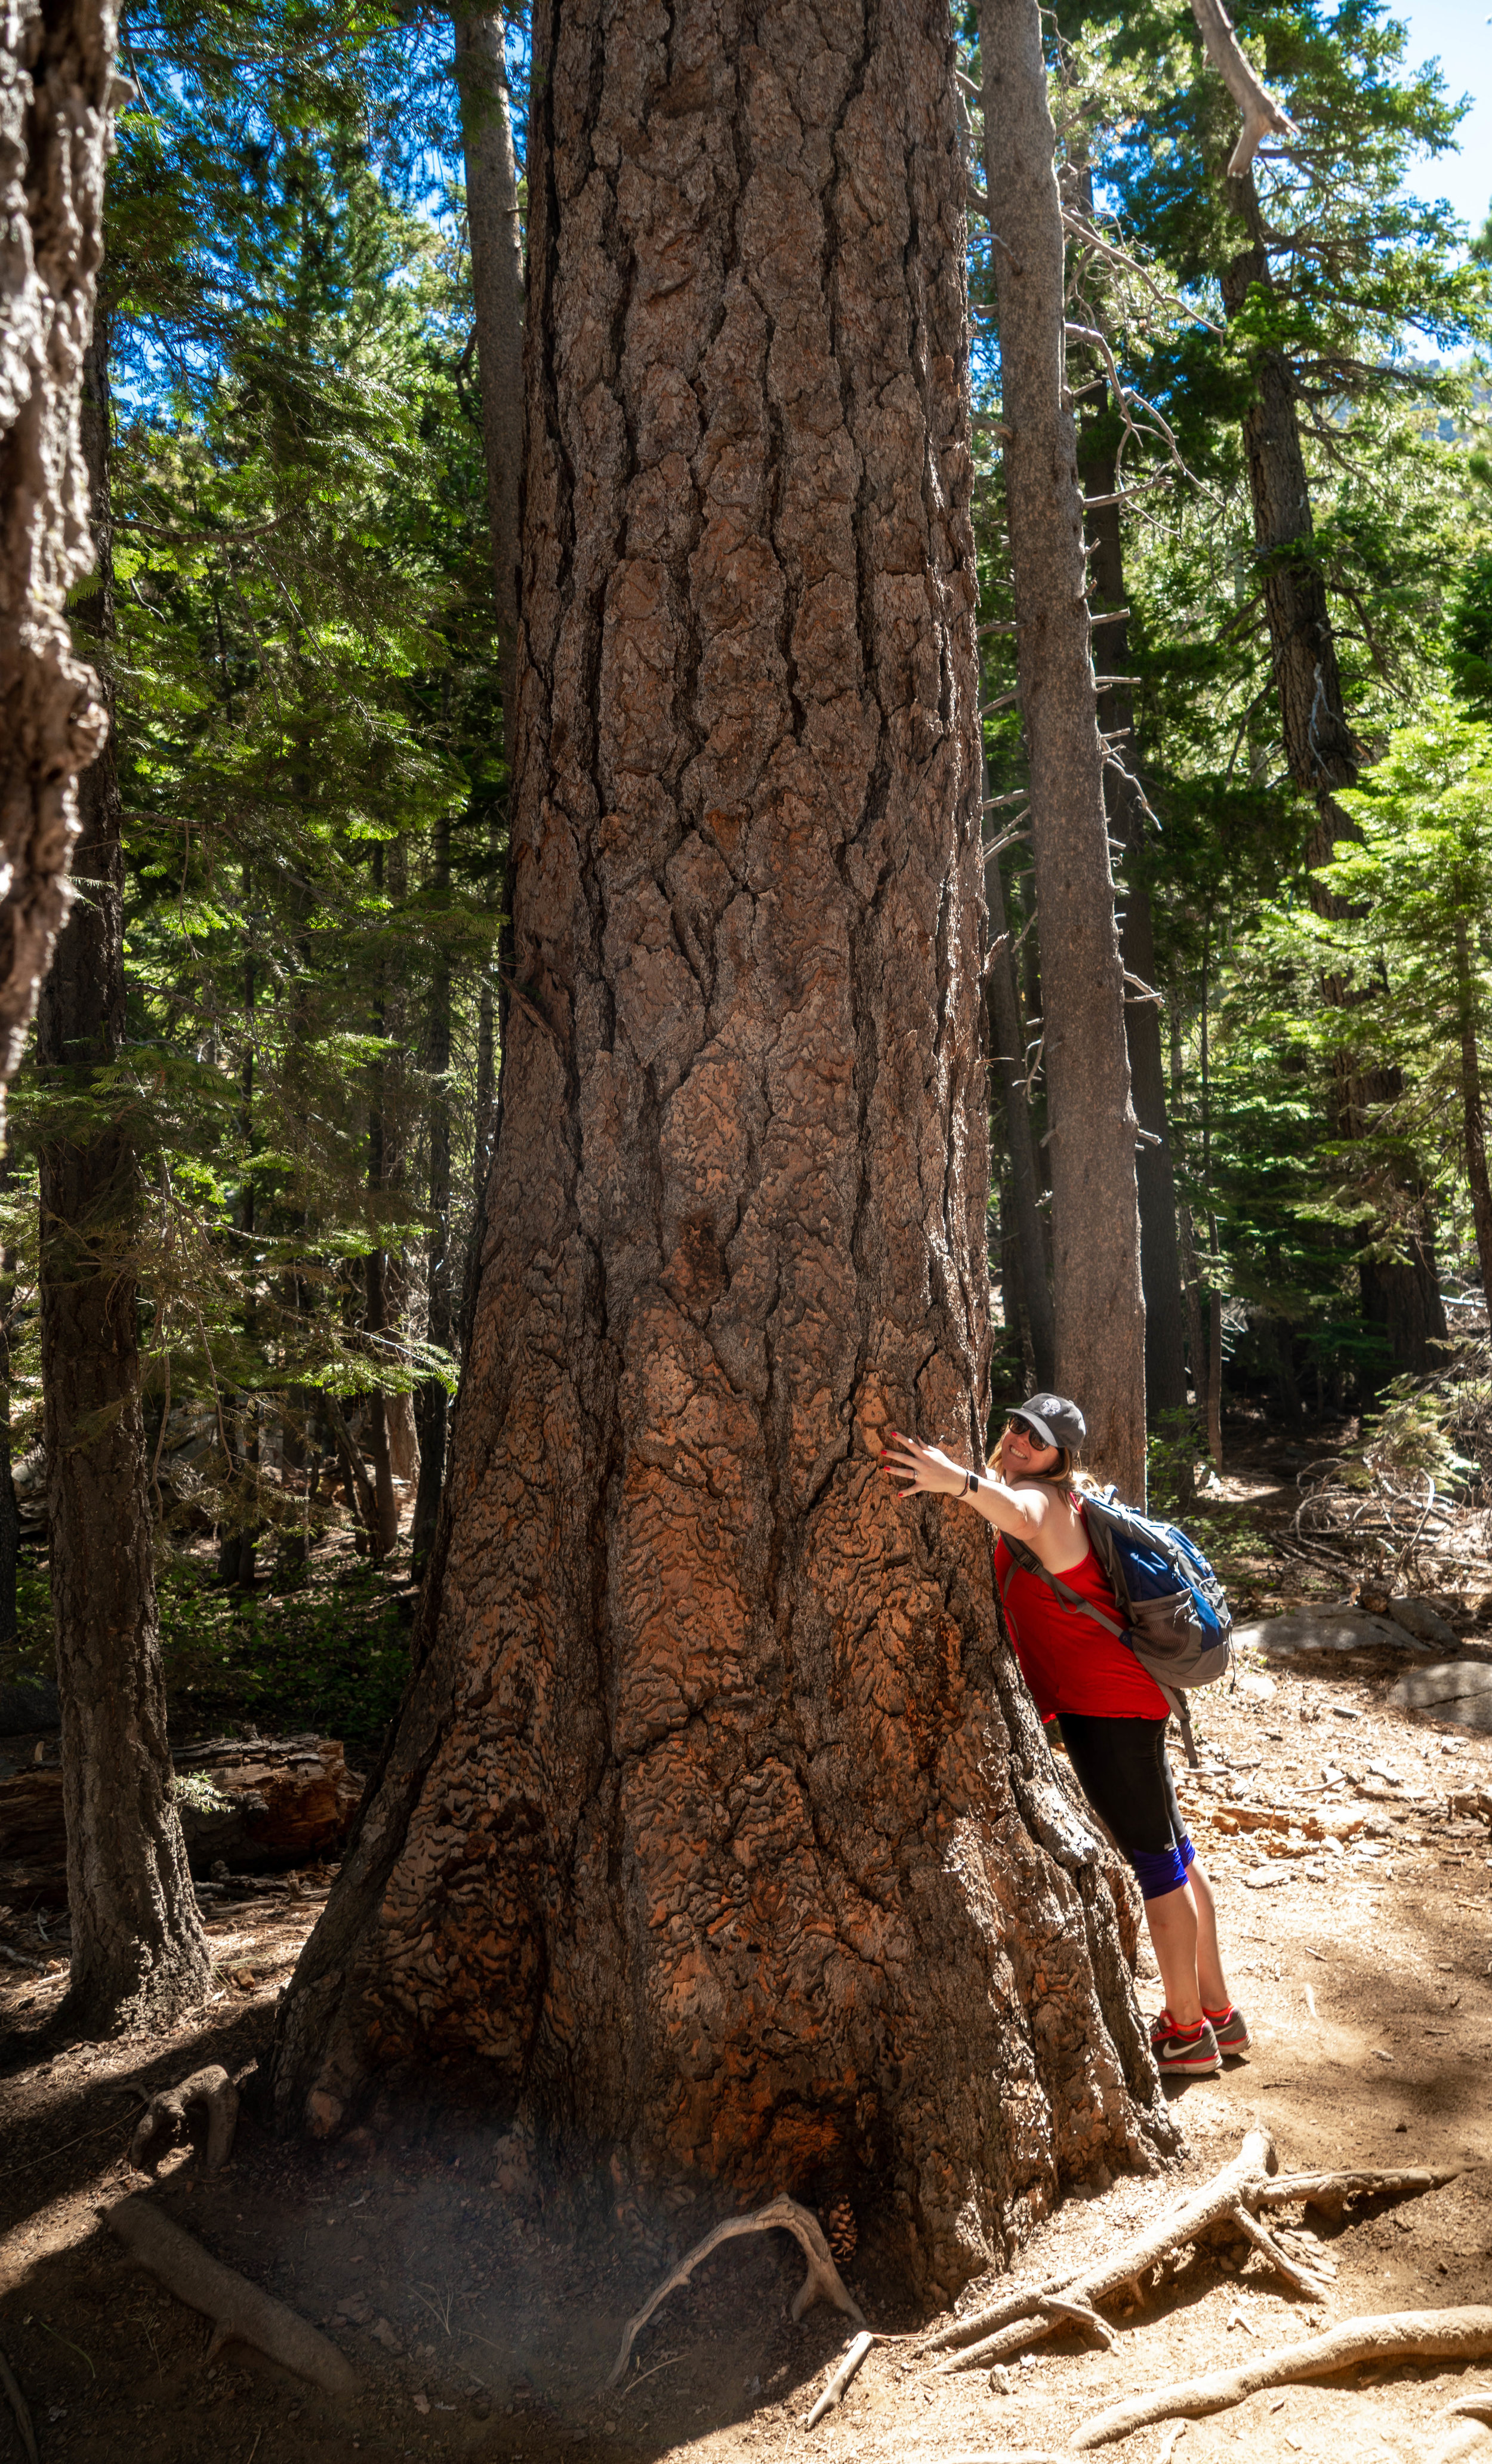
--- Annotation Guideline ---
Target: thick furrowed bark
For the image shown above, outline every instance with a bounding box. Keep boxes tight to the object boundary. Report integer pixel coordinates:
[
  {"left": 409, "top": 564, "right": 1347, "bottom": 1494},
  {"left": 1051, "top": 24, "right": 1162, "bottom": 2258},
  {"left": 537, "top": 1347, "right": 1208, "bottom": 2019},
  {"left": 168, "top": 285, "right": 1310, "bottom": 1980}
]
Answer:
[
  {"left": 0, "top": 0, "right": 119, "bottom": 1121},
  {"left": 978, "top": 0, "right": 1145, "bottom": 1496},
  {"left": 273, "top": 0, "right": 1174, "bottom": 2304}
]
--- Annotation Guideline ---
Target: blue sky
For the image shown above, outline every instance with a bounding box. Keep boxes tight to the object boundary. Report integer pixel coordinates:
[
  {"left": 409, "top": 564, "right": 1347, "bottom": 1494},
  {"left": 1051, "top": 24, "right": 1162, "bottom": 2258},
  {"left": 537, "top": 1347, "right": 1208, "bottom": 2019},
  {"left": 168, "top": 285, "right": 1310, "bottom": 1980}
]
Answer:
[{"left": 1398, "top": 0, "right": 1492, "bottom": 237}]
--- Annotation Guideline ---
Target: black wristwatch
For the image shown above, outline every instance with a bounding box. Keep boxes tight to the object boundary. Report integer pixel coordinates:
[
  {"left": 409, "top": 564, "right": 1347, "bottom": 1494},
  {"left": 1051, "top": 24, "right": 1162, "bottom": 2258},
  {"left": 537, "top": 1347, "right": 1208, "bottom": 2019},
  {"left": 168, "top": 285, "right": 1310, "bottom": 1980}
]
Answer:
[{"left": 963, "top": 1471, "right": 981, "bottom": 1495}]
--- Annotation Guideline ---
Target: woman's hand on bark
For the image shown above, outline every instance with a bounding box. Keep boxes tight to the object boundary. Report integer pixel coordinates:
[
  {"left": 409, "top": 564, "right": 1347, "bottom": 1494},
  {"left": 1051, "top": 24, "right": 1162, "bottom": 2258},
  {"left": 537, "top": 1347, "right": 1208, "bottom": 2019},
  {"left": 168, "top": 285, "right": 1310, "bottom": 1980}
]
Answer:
[{"left": 879, "top": 1430, "right": 966, "bottom": 1499}]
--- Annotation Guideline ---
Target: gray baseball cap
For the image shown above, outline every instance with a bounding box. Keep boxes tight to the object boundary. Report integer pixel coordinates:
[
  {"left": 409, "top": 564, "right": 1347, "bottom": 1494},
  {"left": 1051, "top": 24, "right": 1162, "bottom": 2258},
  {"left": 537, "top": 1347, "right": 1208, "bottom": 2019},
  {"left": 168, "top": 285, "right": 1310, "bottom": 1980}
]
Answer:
[{"left": 1013, "top": 1393, "right": 1087, "bottom": 1452}]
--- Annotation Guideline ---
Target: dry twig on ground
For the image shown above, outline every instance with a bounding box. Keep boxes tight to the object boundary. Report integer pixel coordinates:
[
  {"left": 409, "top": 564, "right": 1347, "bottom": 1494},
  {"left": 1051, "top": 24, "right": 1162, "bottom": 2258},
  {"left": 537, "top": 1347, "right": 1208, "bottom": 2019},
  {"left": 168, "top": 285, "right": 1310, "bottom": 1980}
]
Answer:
[
  {"left": 0, "top": 2345, "right": 38, "bottom": 2464},
  {"left": 1073, "top": 2307, "right": 1492, "bottom": 2445},
  {"left": 919, "top": 2130, "right": 1463, "bottom": 2373},
  {"left": 605, "top": 2192, "right": 865, "bottom": 2391},
  {"left": 104, "top": 2195, "right": 359, "bottom": 2398}
]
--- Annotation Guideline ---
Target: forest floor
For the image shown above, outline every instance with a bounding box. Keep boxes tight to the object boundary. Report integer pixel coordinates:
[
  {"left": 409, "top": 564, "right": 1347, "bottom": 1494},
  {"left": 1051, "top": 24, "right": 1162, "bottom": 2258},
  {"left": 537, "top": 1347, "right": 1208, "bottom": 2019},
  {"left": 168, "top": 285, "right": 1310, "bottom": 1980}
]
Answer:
[{"left": 3, "top": 1422, "right": 1492, "bottom": 2464}]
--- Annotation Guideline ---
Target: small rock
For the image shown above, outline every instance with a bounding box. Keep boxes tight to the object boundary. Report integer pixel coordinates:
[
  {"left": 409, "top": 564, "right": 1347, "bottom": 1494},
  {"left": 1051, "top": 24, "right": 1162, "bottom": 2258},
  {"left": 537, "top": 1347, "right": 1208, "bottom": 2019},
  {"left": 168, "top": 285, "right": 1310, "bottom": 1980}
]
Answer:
[
  {"left": 412, "top": 2389, "right": 430, "bottom": 2416},
  {"left": 1389, "top": 1596, "right": 1460, "bottom": 1648},
  {"left": 1392, "top": 1664, "right": 1492, "bottom": 1734},
  {"left": 1331, "top": 1705, "right": 1360, "bottom": 1721},
  {"left": 371, "top": 2318, "right": 402, "bottom": 2352},
  {"left": 989, "top": 2365, "right": 1013, "bottom": 2396}
]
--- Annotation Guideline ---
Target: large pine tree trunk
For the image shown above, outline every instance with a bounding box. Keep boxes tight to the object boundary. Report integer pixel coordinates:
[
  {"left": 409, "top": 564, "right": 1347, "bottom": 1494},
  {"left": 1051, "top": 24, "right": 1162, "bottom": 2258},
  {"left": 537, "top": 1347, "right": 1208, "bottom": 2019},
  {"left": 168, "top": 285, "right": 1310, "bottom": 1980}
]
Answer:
[
  {"left": 0, "top": 0, "right": 119, "bottom": 1120},
  {"left": 272, "top": 0, "right": 1173, "bottom": 2297},
  {"left": 1221, "top": 175, "right": 1446, "bottom": 1377},
  {"left": 978, "top": 0, "right": 1146, "bottom": 1495},
  {"left": 36, "top": 325, "right": 211, "bottom": 2035}
]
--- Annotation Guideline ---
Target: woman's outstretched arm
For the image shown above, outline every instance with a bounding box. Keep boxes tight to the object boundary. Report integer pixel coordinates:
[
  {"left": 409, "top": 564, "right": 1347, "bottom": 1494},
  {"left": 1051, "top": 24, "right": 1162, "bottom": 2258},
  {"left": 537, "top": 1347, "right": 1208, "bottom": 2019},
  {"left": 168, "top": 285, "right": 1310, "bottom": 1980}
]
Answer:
[{"left": 878, "top": 1429, "right": 1060, "bottom": 1544}]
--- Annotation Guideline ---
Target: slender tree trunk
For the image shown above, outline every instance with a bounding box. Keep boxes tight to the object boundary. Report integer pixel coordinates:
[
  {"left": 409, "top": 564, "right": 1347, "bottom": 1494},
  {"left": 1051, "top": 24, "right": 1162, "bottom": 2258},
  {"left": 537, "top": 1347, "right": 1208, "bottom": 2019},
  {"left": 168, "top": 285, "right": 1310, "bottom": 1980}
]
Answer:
[
  {"left": 1220, "top": 171, "right": 1446, "bottom": 1377},
  {"left": 0, "top": 1166, "right": 19, "bottom": 1648},
  {"left": 985, "top": 811, "right": 1056, "bottom": 1388},
  {"left": 36, "top": 321, "right": 211, "bottom": 2035},
  {"left": 362, "top": 848, "right": 400, "bottom": 1563},
  {"left": 1455, "top": 910, "right": 1492, "bottom": 1307},
  {"left": 1078, "top": 409, "right": 1187, "bottom": 1424},
  {"left": 452, "top": 2, "right": 524, "bottom": 732},
  {"left": 273, "top": 0, "right": 1175, "bottom": 2289},
  {"left": 0, "top": 1, "right": 118, "bottom": 1126},
  {"left": 380, "top": 837, "right": 420, "bottom": 1489},
  {"left": 409, "top": 814, "right": 452, "bottom": 1581},
  {"left": 979, "top": 0, "right": 1146, "bottom": 1495},
  {"left": 1170, "top": 1008, "right": 1210, "bottom": 1442}
]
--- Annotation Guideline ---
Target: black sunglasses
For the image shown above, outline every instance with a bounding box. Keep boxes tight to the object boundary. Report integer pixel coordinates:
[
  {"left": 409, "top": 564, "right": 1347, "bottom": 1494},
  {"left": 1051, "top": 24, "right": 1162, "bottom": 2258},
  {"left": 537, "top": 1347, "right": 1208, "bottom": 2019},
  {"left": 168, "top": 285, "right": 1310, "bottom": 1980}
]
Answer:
[{"left": 1004, "top": 1415, "right": 1040, "bottom": 1441}]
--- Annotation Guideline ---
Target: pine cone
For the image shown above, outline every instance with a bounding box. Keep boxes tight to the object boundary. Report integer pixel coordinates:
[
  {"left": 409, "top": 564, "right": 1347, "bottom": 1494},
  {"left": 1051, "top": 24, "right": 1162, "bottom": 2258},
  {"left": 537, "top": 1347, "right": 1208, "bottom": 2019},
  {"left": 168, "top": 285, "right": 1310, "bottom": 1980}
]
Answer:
[{"left": 822, "top": 2195, "right": 857, "bottom": 2266}]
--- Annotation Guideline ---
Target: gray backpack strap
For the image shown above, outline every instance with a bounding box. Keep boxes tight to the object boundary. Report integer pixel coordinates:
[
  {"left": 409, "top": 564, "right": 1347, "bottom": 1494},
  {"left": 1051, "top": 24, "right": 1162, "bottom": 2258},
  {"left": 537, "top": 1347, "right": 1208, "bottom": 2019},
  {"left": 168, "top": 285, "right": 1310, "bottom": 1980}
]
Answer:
[{"left": 1000, "top": 1532, "right": 1127, "bottom": 1638}]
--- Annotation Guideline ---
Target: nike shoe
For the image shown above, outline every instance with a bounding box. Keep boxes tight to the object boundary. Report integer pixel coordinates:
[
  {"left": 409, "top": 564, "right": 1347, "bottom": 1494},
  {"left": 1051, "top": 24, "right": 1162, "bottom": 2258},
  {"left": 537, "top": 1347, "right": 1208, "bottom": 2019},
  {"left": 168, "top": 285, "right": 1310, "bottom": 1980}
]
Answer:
[
  {"left": 1149, "top": 2009, "right": 1222, "bottom": 2075},
  {"left": 1206, "top": 2004, "right": 1252, "bottom": 2057}
]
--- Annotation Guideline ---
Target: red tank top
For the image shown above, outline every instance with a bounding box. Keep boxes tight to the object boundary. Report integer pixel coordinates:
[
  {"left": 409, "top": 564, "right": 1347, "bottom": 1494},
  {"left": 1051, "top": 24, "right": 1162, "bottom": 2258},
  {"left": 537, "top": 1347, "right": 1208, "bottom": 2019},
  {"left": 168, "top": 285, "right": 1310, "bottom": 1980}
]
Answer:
[{"left": 995, "top": 1504, "right": 1169, "bottom": 1720}]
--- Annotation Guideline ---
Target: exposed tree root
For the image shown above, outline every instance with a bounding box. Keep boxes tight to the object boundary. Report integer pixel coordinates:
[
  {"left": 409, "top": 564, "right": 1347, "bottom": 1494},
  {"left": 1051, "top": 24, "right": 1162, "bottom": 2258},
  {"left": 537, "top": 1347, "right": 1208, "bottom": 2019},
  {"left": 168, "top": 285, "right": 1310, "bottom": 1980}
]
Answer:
[
  {"left": 104, "top": 2195, "right": 359, "bottom": 2397},
  {"left": 605, "top": 2192, "right": 865, "bottom": 2391},
  {"left": 921, "top": 2130, "right": 1465, "bottom": 2373},
  {"left": 0, "top": 2344, "right": 38, "bottom": 2464},
  {"left": 1072, "top": 2308, "right": 1492, "bottom": 2447},
  {"left": 1431, "top": 2392, "right": 1492, "bottom": 2464},
  {"left": 128, "top": 2066, "right": 240, "bottom": 2175}
]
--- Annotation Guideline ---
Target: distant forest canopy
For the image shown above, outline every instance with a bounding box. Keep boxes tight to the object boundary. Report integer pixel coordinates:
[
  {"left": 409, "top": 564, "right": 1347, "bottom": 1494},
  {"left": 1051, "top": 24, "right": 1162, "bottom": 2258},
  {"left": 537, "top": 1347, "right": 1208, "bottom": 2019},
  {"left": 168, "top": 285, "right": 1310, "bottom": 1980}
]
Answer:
[{"left": 7, "top": 0, "right": 1492, "bottom": 1636}]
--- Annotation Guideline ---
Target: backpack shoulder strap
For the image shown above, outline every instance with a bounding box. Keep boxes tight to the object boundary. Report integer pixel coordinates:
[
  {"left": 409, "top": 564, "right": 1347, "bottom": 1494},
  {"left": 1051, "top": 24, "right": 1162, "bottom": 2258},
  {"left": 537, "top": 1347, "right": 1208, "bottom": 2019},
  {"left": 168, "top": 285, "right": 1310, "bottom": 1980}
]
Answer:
[{"left": 997, "top": 1527, "right": 1127, "bottom": 1638}]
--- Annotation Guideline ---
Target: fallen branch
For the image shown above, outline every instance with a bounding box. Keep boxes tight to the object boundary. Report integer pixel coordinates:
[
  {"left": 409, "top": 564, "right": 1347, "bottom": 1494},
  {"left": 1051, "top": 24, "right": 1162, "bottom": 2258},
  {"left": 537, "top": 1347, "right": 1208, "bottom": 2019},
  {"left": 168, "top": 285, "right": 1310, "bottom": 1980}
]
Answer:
[
  {"left": 604, "top": 2192, "right": 864, "bottom": 2391},
  {"left": 1074, "top": 2307, "right": 1492, "bottom": 2446},
  {"left": 803, "top": 2329, "right": 874, "bottom": 2428},
  {"left": 104, "top": 2196, "right": 359, "bottom": 2398},
  {"left": 0, "top": 2345, "right": 38, "bottom": 2464},
  {"left": 130, "top": 2065, "right": 240, "bottom": 2175},
  {"left": 921, "top": 2132, "right": 1460, "bottom": 2373}
]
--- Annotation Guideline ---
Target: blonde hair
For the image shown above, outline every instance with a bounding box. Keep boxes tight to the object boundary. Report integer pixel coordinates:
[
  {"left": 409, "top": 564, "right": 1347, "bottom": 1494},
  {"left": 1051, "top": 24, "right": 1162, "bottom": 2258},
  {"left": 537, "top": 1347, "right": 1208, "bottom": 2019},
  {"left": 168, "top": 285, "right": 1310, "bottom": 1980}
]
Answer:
[{"left": 994, "top": 1429, "right": 1091, "bottom": 1492}]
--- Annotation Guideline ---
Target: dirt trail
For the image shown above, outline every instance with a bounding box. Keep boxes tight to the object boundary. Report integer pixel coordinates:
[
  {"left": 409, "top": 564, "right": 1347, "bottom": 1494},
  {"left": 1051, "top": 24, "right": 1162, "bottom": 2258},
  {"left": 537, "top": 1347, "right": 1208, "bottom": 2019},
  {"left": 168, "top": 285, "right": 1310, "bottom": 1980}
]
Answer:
[{"left": 2, "top": 1644, "right": 1491, "bottom": 2464}]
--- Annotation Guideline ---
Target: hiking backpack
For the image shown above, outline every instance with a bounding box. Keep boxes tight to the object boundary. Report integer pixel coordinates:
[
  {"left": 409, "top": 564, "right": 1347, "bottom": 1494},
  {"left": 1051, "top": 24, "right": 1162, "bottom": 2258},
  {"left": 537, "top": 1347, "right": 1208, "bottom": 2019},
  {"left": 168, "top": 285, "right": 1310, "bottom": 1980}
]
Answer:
[{"left": 997, "top": 1487, "right": 1233, "bottom": 1766}]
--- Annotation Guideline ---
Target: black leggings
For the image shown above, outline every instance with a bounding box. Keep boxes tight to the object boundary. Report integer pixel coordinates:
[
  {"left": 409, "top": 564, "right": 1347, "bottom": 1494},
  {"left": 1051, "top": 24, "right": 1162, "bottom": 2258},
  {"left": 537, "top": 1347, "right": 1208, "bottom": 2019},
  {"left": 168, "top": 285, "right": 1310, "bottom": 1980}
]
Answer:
[{"left": 1056, "top": 1713, "right": 1194, "bottom": 1900}]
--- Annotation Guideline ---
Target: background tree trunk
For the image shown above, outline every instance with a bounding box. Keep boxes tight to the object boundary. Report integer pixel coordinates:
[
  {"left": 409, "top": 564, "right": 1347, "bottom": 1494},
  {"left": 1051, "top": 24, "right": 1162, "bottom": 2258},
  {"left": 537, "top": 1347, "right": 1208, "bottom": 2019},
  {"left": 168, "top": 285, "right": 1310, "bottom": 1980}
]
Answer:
[
  {"left": 452, "top": 2, "right": 524, "bottom": 731},
  {"left": 985, "top": 800, "right": 1056, "bottom": 1388},
  {"left": 1078, "top": 408, "right": 1187, "bottom": 1427},
  {"left": 36, "top": 322, "right": 211, "bottom": 2035},
  {"left": 0, "top": 0, "right": 118, "bottom": 1125},
  {"left": 409, "top": 814, "right": 451, "bottom": 1579},
  {"left": 1454, "top": 911, "right": 1492, "bottom": 1307},
  {"left": 273, "top": 0, "right": 1173, "bottom": 2298},
  {"left": 1220, "top": 171, "right": 1446, "bottom": 1377},
  {"left": 979, "top": 0, "right": 1146, "bottom": 1496}
]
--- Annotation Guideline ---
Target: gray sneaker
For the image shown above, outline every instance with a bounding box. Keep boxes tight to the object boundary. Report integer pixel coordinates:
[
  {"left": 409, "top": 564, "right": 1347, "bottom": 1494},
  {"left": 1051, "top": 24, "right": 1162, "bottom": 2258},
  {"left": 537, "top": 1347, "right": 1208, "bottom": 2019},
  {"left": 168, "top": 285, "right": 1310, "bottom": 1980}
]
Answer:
[
  {"left": 1209, "top": 2005, "right": 1251, "bottom": 2057},
  {"left": 1149, "top": 2011, "right": 1222, "bottom": 2076}
]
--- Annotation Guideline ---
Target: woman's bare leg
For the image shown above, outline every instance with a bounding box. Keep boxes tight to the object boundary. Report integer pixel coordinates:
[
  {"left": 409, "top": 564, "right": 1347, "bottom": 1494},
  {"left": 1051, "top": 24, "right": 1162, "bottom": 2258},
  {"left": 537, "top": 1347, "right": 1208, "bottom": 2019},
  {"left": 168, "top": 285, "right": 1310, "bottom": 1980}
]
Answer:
[{"left": 1143, "top": 1857, "right": 1231, "bottom": 2026}]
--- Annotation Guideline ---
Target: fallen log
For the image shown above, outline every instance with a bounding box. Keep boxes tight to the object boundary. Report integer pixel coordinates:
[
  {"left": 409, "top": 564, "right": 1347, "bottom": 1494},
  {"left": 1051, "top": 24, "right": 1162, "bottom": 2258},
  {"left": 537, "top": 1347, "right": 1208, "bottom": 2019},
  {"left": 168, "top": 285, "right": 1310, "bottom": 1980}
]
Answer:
[
  {"left": 104, "top": 2195, "right": 359, "bottom": 2397},
  {"left": 1, "top": 1736, "right": 363, "bottom": 1875},
  {"left": 921, "top": 2131, "right": 1465, "bottom": 2372},
  {"left": 605, "top": 2192, "right": 864, "bottom": 2390},
  {"left": 129, "top": 2066, "right": 240, "bottom": 2175},
  {"left": 1073, "top": 2307, "right": 1492, "bottom": 2447}
]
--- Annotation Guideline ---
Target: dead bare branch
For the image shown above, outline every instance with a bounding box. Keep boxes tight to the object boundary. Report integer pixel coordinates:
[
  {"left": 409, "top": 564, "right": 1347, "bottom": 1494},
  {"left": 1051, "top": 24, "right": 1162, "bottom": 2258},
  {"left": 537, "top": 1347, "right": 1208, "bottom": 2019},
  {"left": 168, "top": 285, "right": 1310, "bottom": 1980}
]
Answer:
[
  {"left": 0, "top": 2345, "right": 38, "bottom": 2464},
  {"left": 1188, "top": 0, "right": 1297, "bottom": 175},
  {"left": 604, "top": 2192, "right": 865, "bottom": 2392}
]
